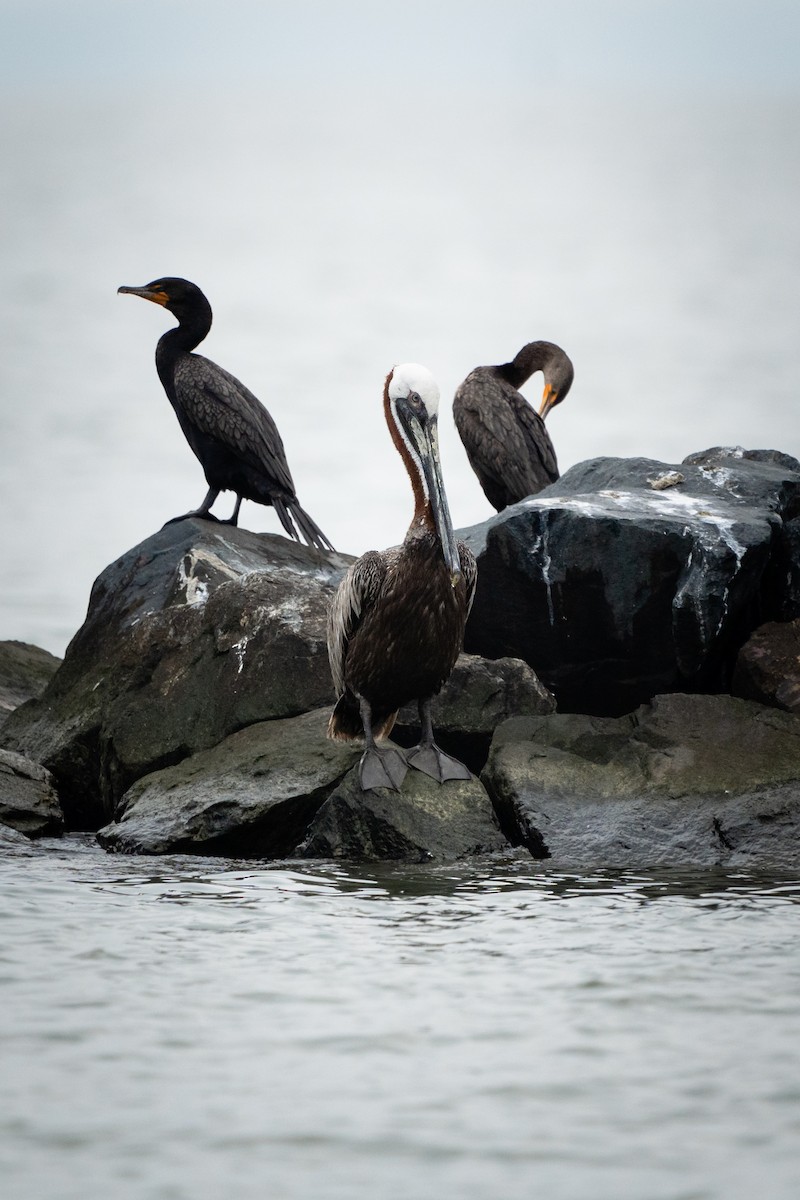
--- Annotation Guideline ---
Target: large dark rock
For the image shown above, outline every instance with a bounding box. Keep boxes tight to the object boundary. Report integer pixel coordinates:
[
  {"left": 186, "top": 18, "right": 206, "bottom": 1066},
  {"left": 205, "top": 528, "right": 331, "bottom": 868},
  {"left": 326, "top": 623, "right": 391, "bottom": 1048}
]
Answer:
[
  {"left": 1, "top": 521, "right": 352, "bottom": 828},
  {"left": 482, "top": 693, "right": 800, "bottom": 869},
  {"left": 461, "top": 448, "right": 800, "bottom": 715},
  {"left": 395, "top": 652, "right": 555, "bottom": 774},
  {"left": 0, "top": 641, "right": 61, "bottom": 727},
  {"left": 300, "top": 766, "right": 508, "bottom": 862},
  {"left": 0, "top": 748, "right": 64, "bottom": 838},
  {"left": 733, "top": 619, "right": 800, "bottom": 712},
  {"left": 97, "top": 708, "right": 360, "bottom": 856}
]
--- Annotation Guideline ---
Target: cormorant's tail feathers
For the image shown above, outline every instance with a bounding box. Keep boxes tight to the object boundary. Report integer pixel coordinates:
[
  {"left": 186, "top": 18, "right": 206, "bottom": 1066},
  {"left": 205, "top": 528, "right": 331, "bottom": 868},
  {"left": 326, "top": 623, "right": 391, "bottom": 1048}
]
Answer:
[
  {"left": 272, "top": 496, "right": 335, "bottom": 553},
  {"left": 288, "top": 500, "right": 335, "bottom": 552}
]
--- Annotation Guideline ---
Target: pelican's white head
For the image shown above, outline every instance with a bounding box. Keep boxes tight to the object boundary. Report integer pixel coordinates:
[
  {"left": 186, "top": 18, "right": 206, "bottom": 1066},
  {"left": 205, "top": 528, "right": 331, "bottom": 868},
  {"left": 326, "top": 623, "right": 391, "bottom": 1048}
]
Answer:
[{"left": 388, "top": 363, "right": 440, "bottom": 418}]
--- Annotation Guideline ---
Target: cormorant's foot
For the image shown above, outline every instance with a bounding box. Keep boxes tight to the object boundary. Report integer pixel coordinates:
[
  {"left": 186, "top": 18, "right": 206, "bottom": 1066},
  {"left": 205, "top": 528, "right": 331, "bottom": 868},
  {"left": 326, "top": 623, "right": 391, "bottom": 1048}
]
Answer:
[
  {"left": 406, "top": 742, "right": 472, "bottom": 784},
  {"left": 358, "top": 745, "right": 408, "bottom": 792},
  {"left": 161, "top": 511, "right": 221, "bottom": 528}
]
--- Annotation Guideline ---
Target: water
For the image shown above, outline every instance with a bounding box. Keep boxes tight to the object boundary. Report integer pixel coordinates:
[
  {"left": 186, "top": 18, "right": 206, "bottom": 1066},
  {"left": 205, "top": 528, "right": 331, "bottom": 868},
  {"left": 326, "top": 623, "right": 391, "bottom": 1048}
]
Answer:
[{"left": 2, "top": 840, "right": 799, "bottom": 1200}]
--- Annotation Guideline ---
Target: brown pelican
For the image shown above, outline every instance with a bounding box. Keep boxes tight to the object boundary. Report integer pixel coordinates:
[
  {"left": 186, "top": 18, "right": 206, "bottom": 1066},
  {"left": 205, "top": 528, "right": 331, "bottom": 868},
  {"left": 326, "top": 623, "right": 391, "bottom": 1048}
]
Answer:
[
  {"left": 118, "top": 276, "right": 334, "bottom": 550},
  {"left": 453, "top": 339, "right": 574, "bottom": 511},
  {"left": 327, "top": 363, "right": 477, "bottom": 791}
]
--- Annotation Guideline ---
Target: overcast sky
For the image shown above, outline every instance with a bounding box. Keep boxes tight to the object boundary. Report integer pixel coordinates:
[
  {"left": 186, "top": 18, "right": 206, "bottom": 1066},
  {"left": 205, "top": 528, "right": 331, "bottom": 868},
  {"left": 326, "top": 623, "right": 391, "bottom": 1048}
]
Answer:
[{"left": 1, "top": 0, "right": 799, "bottom": 95}]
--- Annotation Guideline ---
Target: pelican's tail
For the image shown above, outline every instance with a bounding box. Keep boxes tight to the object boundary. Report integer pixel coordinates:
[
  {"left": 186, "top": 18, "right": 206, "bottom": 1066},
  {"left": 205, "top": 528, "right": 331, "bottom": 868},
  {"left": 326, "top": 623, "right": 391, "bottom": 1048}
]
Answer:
[{"left": 327, "top": 693, "right": 397, "bottom": 742}]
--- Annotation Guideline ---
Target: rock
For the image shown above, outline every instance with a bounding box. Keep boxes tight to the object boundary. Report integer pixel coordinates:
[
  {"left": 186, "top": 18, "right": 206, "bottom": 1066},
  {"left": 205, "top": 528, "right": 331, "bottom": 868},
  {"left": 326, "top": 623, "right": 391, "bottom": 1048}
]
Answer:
[
  {"left": 0, "top": 640, "right": 61, "bottom": 726},
  {"left": 733, "top": 619, "right": 800, "bottom": 712},
  {"left": 300, "top": 766, "right": 508, "bottom": 862},
  {"left": 461, "top": 449, "right": 800, "bottom": 715},
  {"left": 1, "top": 520, "right": 352, "bottom": 828},
  {"left": 0, "top": 822, "right": 36, "bottom": 852},
  {"left": 97, "top": 708, "right": 359, "bottom": 856},
  {"left": 0, "top": 748, "right": 64, "bottom": 838},
  {"left": 482, "top": 693, "right": 800, "bottom": 869},
  {"left": 394, "top": 653, "right": 556, "bottom": 773}
]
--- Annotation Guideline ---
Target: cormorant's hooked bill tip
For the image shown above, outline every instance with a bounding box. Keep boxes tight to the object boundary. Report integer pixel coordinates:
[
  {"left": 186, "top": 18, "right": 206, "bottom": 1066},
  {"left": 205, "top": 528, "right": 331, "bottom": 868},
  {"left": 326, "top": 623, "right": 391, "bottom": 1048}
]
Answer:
[
  {"left": 118, "top": 284, "right": 169, "bottom": 307},
  {"left": 539, "top": 383, "right": 558, "bottom": 420}
]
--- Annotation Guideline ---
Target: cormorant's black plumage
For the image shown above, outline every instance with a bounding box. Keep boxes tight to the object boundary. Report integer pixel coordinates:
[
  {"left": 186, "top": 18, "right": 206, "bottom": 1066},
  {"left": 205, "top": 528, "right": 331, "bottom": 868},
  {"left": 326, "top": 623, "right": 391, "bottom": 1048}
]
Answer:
[
  {"left": 453, "top": 339, "right": 574, "bottom": 511},
  {"left": 118, "top": 276, "right": 333, "bottom": 550}
]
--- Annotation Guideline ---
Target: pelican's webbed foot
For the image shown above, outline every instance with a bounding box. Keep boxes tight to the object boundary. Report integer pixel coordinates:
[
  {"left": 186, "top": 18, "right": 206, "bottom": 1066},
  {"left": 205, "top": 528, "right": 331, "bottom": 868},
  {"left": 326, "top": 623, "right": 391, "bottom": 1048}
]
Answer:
[
  {"left": 358, "top": 744, "right": 408, "bottom": 792},
  {"left": 406, "top": 697, "right": 471, "bottom": 783},
  {"left": 405, "top": 742, "right": 471, "bottom": 783}
]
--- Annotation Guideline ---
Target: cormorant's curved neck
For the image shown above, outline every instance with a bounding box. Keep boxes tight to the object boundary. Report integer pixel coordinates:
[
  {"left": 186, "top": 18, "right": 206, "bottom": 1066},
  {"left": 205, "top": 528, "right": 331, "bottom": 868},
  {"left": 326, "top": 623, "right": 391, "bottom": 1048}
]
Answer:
[
  {"left": 498, "top": 341, "right": 553, "bottom": 390},
  {"left": 158, "top": 301, "right": 212, "bottom": 357}
]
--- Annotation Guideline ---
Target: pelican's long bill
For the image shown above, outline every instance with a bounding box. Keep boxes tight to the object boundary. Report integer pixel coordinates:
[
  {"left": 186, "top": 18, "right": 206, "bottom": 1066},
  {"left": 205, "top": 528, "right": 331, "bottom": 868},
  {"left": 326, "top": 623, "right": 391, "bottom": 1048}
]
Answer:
[{"left": 402, "top": 403, "right": 462, "bottom": 583}]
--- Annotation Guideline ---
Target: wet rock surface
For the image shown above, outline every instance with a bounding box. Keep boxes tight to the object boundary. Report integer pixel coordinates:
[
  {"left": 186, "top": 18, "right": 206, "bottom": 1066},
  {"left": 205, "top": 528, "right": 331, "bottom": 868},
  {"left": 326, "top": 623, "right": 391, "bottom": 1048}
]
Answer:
[
  {"left": 0, "top": 748, "right": 64, "bottom": 838},
  {"left": 97, "top": 708, "right": 360, "bottom": 856},
  {"left": 462, "top": 448, "right": 800, "bottom": 715},
  {"left": 1, "top": 521, "right": 353, "bottom": 828},
  {"left": 299, "top": 766, "right": 507, "bottom": 862},
  {"left": 482, "top": 693, "right": 800, "bottom": 869}
]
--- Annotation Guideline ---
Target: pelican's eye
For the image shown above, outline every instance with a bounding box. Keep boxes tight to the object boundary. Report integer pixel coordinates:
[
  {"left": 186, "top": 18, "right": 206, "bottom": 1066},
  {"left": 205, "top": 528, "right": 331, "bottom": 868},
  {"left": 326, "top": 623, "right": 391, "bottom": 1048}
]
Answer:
[{"left": 407, "top": 391, "right": 424, "bottom": 413}]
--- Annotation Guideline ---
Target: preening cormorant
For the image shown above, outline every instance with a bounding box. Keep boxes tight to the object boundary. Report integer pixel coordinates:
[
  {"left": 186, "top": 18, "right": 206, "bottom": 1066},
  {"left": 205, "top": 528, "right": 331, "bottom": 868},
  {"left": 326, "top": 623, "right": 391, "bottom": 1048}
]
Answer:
[
  {"left": 327, "top": 363, "right": 477, "bottom": 791},
  {"left": 118, "top": 276, "right": 334, "bottom": 550},
  {"left": 453, "top": 339, "right": 574, "bottom": 511}
]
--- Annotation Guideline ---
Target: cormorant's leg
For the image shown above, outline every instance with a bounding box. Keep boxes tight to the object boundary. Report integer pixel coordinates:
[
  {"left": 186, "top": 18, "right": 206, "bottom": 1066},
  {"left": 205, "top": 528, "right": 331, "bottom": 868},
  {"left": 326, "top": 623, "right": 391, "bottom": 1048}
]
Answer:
[
  {"left": 357, "top": 697, "right": 407, "bottom": 792},
  {"left": 221, "top": 495, "right": 243, "bottom": 526},
  {"left": 162, "top": 487, "right": 221, "bottom": 527},
  {"left": 405, "top": 698, "right": 471, "bottom": 783}
]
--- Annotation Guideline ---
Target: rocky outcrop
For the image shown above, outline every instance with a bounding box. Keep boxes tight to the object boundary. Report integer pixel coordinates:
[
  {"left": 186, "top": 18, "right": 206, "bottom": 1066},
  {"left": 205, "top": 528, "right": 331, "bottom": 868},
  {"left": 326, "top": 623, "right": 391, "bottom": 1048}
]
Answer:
[
  {"left": 733, "top": 619, "right": 800, "bottom": 712},
  {"left": 299, "top": 767, "right": 507, "bottom": 862},
  {"left": 482, "top": 693, "right": 800, "bottom": 869},
  {"left": 97, "top": 708, "right": 359, "bottom": 856},
  {"left": 96, "top": 660, "right": 543, "bottom": 858},
  {"left": 462, "top": 448, "right": 800, "bottom": 715},
  {"left": 1, "top": 520, "right": 353, "bottom": 827},
  {"left": 0, "top": 640, "right": 61, "bottom": 727},
  {"left": 0, "top": 748, "right": 64, "bottom": 838},
  {"left": 6, "top": 445, "right": 800, "bottom": 869}
]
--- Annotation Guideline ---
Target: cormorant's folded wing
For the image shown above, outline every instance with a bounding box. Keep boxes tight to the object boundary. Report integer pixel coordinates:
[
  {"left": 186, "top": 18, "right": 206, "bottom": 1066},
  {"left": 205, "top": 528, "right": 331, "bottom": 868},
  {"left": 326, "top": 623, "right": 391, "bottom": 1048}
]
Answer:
[{"left": 173, "top": 355, "right": 297, "bottom": 495}]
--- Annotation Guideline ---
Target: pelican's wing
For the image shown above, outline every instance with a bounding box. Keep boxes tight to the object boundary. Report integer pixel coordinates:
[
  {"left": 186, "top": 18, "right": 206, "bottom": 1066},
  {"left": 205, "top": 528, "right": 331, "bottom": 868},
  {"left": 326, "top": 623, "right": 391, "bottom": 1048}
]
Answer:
[
  {"left": 327, "top": 551, "right": 387, "bottom": 695},
  {"left": 173, "top": 354, "right": 297, "bottom": 495}
]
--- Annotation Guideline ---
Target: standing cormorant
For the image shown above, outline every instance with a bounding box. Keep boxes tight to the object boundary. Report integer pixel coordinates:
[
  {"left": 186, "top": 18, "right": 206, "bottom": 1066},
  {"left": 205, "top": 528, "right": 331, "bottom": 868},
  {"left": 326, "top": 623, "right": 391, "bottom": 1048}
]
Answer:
[
  {"left": 118, "top": 276, "right": 333, "bottom": 550},
  {"left": 453, "top": 339, "right": 574, "bottom": 511},
  {"left": 327, "top": 363, "right": 477, "bottom": 791}
]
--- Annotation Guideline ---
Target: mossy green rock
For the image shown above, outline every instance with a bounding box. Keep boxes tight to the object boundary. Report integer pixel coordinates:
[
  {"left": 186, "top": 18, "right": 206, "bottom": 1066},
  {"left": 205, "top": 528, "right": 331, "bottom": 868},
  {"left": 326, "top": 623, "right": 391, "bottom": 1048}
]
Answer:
[
  {"left": 484, "top": 693, "right": 800, "bottom": 868},
  {"left": 98, "top": 708, "right": 359, "bottom": 856}
]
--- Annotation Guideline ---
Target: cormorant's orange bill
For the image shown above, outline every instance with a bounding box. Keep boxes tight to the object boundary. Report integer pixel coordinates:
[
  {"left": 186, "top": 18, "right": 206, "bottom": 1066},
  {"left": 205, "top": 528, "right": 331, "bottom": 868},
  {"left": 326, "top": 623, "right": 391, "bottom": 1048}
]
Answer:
[
  {"left": 117, "top": 284, "right": 169, "bottom": 306},
  {"left": 539, "top": 382, "right": 558, "bottom": 420}
]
